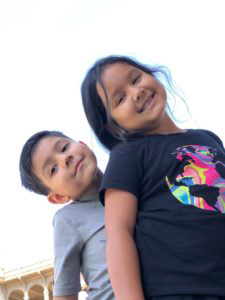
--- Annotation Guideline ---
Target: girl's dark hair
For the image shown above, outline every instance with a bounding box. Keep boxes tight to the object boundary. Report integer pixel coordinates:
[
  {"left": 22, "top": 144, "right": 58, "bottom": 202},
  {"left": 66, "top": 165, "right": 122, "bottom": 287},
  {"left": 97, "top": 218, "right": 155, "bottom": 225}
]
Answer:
[
  {"left": 19, "top": 130, "right": 69, "bottom": 196},
  {"left": 81, "top": 55, "right": 178, "bottom": 151}
]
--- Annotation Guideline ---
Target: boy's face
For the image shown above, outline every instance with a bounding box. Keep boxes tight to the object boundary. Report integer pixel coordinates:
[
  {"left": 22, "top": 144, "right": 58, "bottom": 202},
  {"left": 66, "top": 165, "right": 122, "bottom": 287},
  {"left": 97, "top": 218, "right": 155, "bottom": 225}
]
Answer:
[{"left": 32, "top": 136, "right": 97, "bottom": 202}]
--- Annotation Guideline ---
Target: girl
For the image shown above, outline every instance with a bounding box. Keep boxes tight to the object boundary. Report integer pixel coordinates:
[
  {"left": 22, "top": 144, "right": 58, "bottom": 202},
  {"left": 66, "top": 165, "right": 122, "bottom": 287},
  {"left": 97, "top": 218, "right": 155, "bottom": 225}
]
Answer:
[{"left": 81, "top": 56, "right": 225, "bottom": 300}]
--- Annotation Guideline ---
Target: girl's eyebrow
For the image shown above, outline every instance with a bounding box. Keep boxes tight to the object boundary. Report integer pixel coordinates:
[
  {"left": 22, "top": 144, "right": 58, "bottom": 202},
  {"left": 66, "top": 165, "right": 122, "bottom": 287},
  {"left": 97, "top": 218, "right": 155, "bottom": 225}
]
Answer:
[
  {"left": 108, "top": 68, "right": 138, "bottom": 100},
  {"left": 109, "top": 87, "right": 122, "bottom": 101}
]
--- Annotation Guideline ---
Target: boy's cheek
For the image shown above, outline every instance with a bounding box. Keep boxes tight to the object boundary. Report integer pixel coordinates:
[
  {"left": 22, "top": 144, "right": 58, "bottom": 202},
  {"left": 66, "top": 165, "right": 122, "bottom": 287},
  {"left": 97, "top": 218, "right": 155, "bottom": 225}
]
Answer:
[{"left": 79, "top": 141, "right": 95, "bottom": 158}]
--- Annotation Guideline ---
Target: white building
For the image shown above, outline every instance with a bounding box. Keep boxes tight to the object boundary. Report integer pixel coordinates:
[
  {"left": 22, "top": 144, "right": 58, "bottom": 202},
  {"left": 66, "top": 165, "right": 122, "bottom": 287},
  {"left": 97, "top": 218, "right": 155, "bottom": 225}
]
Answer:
[
  {"left": 0, "top": 259, "right": 53, "bottom": 300},
  {"left": 0, "top": 259, "right": 88, "bottom": 300}
]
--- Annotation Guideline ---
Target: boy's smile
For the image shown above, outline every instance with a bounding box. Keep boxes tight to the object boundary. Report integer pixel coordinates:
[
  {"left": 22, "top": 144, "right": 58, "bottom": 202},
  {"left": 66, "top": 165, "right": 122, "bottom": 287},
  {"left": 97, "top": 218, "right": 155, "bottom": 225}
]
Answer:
[{"left": 32, "top": 136, "right": 98, "bottom": 202}]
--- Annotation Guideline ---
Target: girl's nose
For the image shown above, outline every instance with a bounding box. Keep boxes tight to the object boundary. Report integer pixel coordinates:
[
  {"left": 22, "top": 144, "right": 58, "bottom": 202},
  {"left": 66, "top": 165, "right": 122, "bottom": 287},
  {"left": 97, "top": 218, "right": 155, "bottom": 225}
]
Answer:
[{"left": 131, "top": 87, "right": 144, "bottom": 102}]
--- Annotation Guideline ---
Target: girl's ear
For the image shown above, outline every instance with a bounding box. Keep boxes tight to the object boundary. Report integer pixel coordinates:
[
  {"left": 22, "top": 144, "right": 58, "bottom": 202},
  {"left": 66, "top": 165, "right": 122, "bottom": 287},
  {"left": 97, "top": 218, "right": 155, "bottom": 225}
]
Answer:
[{"left": 47, "top": 193, "right": 70, "bottom": 204}]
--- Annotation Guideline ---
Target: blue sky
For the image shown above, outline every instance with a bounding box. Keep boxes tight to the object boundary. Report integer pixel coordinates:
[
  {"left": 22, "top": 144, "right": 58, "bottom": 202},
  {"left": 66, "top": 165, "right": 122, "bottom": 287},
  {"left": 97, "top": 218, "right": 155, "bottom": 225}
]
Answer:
[{"left": 0, "top": 0, "right": 225, "bottom": 269}]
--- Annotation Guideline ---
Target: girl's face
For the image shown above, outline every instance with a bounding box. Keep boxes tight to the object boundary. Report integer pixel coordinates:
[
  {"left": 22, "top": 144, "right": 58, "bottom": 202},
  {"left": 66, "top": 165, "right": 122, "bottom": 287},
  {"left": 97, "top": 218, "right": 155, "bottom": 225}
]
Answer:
[{"left": 96, "top": 62, "right": 167, "bottom": 134}]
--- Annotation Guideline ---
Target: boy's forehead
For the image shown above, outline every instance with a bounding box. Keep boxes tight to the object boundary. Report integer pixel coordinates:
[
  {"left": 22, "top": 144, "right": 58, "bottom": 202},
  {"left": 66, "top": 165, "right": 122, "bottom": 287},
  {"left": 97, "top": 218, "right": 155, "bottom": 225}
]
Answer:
[
  {"left": 32, "top": 136, "right": 68, "bottom": 164},
  {"left": 37, "top": 135, "right": 69, "bottom": 150}
]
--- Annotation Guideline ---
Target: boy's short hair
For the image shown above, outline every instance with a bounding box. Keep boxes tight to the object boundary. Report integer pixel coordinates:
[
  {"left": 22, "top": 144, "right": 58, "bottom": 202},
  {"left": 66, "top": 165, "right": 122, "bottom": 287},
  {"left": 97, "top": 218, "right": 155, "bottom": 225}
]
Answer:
[{"left": 19, "top": 130, "right": 69, "bottom": 196}]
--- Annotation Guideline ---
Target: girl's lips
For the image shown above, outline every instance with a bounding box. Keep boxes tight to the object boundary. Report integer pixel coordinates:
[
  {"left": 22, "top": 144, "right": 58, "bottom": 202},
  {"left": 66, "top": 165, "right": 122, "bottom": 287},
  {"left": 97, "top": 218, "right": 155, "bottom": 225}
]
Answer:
[
  {"left": 140, "top": 93, "right": 155, "bottom": 113},
  {"left": 74, "top": 158, "right": 84, "bottom": 176}
]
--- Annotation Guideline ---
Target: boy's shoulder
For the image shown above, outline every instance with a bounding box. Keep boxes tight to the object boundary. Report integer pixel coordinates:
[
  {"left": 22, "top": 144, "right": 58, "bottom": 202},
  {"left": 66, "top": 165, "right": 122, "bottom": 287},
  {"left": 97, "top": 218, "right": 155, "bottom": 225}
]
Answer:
[
  {"left": 54, "top": 200, "right": 79, "bottom": 220},
  {"left": 53, "top": 197, "right": 105, "bottom": 245},
  {"left": 53, "top": 196, "right": 104, "bottom": 227}
]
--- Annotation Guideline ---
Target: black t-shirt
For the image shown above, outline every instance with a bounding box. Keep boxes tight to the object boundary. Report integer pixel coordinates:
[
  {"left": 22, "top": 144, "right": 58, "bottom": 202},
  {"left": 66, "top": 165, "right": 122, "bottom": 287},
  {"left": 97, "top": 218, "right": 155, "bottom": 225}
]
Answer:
[{"left": 100, "top": 129, "right": 225, "bottom": 297}]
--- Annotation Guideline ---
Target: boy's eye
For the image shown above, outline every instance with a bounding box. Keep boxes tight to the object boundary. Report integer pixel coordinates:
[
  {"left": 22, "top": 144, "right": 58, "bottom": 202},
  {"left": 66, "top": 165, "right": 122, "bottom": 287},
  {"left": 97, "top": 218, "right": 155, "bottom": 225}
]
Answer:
[
  {"left": 50, "top": 165, "right": 57, "bottom": 176},
  {"left": 117, "top": 95, "right": 125, "bottom": 105},
  {"left": 62, "top": 143, "right": 69, "bottom": 152}
]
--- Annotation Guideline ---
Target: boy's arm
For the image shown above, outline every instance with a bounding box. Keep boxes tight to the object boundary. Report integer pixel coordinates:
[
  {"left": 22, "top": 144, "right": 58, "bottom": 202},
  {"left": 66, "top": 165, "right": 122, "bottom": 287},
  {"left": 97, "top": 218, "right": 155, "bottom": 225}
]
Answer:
[
  {"left": 53, "top": 212, "right": 82, "bottom": 297},
  {"left": 54, "top": 296, "right": 78, "bottom": 300},
  {"left": 105, "top": 188, "right": 145, "bottom": 300}
]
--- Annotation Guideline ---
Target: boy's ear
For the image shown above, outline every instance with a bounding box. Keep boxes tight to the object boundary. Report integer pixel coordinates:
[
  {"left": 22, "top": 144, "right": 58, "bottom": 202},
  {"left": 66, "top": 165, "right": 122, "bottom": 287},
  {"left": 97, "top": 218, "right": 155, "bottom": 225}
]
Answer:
[
  {"left": 78, "top": 141, "right": 87, "bottom": 147},
  {"left": 47, "top": 192, "right": 70, "bottom": 204}
]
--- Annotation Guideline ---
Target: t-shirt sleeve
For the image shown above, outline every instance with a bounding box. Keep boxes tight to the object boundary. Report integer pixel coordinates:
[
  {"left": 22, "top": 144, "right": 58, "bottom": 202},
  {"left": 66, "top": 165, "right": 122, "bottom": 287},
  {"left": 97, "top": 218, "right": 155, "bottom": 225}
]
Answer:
[
  {"left": 205, "top": 130, "right": 225, "bottom": 149},
  {"left": 53, "top": 211, "right": 82, "bottom": 297},
  {"left": 100, "top": 143, "right": 141, "bottom": 205}
]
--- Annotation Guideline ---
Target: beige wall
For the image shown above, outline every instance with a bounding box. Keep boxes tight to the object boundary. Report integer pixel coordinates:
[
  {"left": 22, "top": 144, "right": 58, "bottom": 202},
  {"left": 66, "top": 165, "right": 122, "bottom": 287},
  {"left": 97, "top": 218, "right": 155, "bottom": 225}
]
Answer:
[
  {"left": 0, "top": 259, "right": 88, "bottom": 300},
  {"left": 0, "top": 259, "right": 53, "bottom": 300}
]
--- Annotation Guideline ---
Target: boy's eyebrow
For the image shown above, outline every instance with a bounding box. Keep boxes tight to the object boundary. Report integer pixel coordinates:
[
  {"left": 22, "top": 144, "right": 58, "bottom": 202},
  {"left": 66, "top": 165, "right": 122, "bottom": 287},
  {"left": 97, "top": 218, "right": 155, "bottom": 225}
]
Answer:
[{"left": 41, "top": 139, "right": 63, "bottom": 174}]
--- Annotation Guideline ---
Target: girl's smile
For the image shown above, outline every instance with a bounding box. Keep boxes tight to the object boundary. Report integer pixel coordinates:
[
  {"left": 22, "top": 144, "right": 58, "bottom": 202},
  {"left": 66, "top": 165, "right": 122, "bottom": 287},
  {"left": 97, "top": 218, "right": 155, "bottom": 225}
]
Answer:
[
  {"left": 96, "top": 62, "right": 169, "bottom": 135},
  {"left": 139, "top": 92, "right": 156, "bottom": 113}
]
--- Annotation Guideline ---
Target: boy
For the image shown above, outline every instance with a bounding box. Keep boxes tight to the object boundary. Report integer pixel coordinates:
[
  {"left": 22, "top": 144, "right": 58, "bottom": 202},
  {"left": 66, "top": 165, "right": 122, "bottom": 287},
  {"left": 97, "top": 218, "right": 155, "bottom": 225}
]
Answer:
[{"left": 19, "top": 130, "right": 114, "bottom": 300}]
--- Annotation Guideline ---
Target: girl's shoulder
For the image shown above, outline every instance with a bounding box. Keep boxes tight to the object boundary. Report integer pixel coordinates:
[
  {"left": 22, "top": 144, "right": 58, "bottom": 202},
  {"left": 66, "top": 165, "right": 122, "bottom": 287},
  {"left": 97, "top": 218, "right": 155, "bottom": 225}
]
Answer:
[
  {"left": 190, "top": 128, "right": 224, "bottom": 149},
  {"left": 111, "top": 129, "right": 224, "bottom": 154},
  {"left": 111, "top": 136, "right": 147, "bottom": 155},
  {"left": 199, "top": 129, "right": 224, "bottom": 146}
]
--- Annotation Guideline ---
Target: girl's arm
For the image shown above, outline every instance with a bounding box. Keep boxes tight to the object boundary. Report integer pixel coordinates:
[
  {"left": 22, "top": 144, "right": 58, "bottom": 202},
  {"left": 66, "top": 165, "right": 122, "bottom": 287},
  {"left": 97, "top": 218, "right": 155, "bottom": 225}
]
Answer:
[{"left": 105, "top": 188, "right": 145, "bottom": 300}]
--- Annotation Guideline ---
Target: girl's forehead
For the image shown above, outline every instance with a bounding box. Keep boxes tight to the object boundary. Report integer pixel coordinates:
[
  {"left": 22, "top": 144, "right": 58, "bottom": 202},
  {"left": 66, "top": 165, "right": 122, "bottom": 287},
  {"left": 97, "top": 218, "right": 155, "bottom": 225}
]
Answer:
[
  {"left": 100, "top": 63, "right": 139, "bottom": 86},
  {"left": 102, "top": 62, "right": 137, "bottom": 76},
  {"left": 97, "top": 63, "right": 141, "bottom": 104}
]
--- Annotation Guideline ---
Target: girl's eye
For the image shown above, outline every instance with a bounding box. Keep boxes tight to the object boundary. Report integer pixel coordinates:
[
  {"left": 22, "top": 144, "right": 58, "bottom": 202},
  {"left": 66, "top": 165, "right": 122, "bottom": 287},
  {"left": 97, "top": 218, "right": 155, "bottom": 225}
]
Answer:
[
  {"left": 50, "top": 165, "right": 57, "bottom": 176},
  {"left": 117, "top": 96, "right": 125, "bottom": 105},
  {"left": 132, "top": 75, "right": 141, "bottom": 84},
  {"left": 62, "top": 143, "right": 69, "bottom": 152}
]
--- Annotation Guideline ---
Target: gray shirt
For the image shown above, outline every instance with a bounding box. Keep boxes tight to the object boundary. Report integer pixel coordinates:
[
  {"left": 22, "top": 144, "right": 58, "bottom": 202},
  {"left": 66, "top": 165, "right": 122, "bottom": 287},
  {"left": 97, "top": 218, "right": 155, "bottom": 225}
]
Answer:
[{"left": 53, "top": 196, "right": 114, "bottom": 299}]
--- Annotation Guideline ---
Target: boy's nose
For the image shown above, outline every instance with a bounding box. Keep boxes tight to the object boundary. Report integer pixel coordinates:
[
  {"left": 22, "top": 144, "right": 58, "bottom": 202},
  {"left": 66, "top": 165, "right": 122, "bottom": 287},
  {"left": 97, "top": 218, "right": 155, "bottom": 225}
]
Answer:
[
  {"left": 58, "top": 154, "right": 73, "bottom": 168},
  {"left": 65, "top": 155, "right": 73, "bottom": 167}
]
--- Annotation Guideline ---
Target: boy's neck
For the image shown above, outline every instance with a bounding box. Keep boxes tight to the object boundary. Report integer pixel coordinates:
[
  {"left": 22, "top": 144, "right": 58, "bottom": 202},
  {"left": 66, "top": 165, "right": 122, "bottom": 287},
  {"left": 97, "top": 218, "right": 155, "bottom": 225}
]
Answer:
[{"left": 77, "top": 168, "right": 103, "bottom": 201}]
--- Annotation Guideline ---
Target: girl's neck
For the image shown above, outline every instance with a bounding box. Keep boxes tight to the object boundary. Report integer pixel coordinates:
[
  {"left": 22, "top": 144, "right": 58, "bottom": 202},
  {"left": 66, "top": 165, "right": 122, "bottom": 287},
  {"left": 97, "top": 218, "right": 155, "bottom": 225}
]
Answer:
[{"left": 146, "top": 113, "right": 185, "bottom": 136}]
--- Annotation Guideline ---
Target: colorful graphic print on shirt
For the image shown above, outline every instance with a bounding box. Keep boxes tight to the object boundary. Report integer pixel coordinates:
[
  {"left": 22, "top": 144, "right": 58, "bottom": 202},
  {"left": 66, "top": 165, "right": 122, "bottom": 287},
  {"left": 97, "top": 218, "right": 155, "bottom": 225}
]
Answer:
[{"left": 166, "top": 145, "right": 225, "bottom": 213}]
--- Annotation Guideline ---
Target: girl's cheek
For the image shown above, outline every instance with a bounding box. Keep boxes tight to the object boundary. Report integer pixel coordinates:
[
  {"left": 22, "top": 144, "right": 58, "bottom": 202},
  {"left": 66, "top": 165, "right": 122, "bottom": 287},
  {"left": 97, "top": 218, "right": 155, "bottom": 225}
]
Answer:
[{"left": 78, "top": 141, "right": 87, "bottom": 147}]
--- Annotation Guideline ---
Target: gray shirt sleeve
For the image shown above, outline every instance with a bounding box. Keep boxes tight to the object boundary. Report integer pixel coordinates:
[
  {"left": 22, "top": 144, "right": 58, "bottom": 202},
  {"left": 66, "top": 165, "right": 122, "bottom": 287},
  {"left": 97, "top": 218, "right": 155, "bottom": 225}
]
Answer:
[
  {"left": 52, "top": 199, "right": 115, "bottom": 300},
  {"left": 53, "top": 211, "right": 82, "bottom": 297}
]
